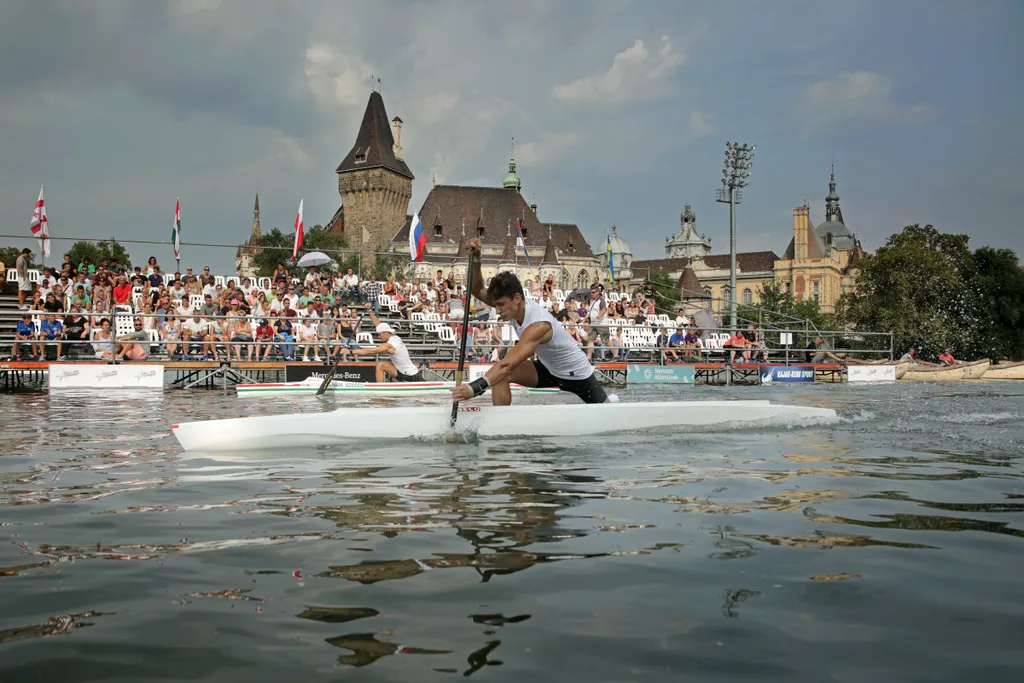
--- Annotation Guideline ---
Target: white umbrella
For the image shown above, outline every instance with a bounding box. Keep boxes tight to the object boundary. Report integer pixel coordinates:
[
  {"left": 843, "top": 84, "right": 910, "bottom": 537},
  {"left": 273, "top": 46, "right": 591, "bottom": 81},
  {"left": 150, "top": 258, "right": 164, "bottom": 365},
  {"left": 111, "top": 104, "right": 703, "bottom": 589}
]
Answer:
[{"left": 296, "top": 251, "right": 332, "bottom": 268}]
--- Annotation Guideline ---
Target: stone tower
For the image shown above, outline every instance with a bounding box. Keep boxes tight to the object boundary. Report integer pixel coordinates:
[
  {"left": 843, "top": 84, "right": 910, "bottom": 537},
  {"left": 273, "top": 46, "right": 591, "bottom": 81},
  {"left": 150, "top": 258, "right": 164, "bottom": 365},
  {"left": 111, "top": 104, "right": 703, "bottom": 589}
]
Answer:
[{"left": 336, "top": 91, "right": 414, "bottom": 263}]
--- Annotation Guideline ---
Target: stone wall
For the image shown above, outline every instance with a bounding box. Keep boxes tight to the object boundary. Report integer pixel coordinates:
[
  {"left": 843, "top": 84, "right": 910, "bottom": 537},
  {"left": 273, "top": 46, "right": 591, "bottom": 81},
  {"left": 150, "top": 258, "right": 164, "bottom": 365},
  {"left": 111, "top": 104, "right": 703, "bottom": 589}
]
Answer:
[{"left": 338, "top": 168, "right": 412, "bottom": 263}]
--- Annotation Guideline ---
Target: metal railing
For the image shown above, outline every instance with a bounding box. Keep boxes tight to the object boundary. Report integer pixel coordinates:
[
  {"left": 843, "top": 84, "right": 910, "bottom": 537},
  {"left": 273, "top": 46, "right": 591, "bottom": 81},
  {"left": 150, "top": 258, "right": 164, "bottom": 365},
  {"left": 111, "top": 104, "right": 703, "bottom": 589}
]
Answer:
[{"left": 0, "top": 306, "right": 892, "bottom": 365}]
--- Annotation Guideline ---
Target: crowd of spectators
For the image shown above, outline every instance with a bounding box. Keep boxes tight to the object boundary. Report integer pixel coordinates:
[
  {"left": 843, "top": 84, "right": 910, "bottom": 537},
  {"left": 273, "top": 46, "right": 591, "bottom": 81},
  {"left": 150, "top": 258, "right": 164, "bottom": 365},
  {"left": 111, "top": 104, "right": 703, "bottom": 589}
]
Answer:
[
  {"left": 6, "top": 250, "right": 781, "bottom": 366},
  {"left": 4, "top": 254, "right": 390, "bottom": 362}
]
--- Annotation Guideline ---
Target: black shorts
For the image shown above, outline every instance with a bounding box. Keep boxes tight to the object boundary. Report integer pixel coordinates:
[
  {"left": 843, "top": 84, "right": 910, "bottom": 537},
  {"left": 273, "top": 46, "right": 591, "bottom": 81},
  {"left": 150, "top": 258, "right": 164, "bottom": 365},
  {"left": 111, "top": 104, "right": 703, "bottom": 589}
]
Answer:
[
  {"left": 532, "top": 360, "right": 607, "bottom": 404},
  {"left": 396, "top": 370, "right": 424, "bottom": 382}
]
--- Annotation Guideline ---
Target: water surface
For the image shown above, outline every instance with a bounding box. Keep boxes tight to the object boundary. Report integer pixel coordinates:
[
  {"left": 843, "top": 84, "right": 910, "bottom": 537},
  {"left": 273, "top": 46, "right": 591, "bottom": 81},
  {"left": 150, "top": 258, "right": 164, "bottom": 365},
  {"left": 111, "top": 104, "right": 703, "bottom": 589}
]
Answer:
[{"left": 1, "top": 382, "right": 1022, "bottom": 682}]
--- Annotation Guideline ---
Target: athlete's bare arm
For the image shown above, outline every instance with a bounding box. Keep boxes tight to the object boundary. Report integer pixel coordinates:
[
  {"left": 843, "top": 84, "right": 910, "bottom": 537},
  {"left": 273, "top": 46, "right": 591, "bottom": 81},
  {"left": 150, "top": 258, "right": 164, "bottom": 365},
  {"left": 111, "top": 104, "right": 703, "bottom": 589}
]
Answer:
[
  {"left": 485, "top": 321, "right": 551, "bottom": 386},
  {"left": 352, "top": 342, "right": 395, "bottom": 356},
  {"left": 466, "top": 239, "right": 492, "bottom": 306}
]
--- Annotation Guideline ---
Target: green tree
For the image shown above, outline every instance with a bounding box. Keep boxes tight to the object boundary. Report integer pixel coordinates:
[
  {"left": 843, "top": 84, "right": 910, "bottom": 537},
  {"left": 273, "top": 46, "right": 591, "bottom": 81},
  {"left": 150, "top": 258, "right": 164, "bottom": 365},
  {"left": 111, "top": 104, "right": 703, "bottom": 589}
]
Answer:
[
  {"left": 837, "top": 224, "right": 978, "bottom": 359},
  {"left": 363, "top": 249, "right": 412, "bottom": 282},
  {"left": 248, "top": 225, "right": 358, "bottom": 278},
  {"left": 631, "top": 270, "right": 680, "bottom": 316},
  {"left": 65, "top": 240, "right": 133, "bottom": 271},
  {"left": 0, "top": 246, "right": 33, "bottom": 272},
  {"left": 964, "top": 246, "right": 1024, "bottom": 361}
]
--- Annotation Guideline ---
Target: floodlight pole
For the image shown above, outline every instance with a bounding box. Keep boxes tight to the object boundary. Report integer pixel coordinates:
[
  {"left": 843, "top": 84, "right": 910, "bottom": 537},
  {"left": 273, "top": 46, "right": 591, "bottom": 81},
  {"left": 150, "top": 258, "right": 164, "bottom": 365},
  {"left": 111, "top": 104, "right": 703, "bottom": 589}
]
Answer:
[{"left": 715, "top": 142, "right": 755, "bottom": 332}]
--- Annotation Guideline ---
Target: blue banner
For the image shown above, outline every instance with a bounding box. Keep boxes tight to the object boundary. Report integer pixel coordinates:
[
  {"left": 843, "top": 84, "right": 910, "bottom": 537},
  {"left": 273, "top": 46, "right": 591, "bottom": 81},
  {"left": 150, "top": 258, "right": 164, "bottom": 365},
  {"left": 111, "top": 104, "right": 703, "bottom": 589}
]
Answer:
[
  {"left": 627, "top": 364, "right": 695, "bottom": 384},
  {"left": 760, "top": 366, "right": 815, "bottom": 383}
]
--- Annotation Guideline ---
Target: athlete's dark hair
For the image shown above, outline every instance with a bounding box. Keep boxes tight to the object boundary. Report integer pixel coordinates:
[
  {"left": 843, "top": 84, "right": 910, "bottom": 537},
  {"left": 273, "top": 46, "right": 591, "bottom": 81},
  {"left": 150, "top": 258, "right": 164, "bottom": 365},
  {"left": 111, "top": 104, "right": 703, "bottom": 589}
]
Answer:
[{"left": 486, "top": 271, "right": 524, "bottom": 301}]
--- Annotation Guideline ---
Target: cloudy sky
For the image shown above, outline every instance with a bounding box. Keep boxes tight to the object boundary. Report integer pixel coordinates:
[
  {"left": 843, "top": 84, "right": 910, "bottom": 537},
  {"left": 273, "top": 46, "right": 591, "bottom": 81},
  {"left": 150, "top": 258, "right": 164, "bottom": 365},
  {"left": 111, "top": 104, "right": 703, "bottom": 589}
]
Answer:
[{"left": 1, "top": 0, "right": 1021, "bottom": 272}]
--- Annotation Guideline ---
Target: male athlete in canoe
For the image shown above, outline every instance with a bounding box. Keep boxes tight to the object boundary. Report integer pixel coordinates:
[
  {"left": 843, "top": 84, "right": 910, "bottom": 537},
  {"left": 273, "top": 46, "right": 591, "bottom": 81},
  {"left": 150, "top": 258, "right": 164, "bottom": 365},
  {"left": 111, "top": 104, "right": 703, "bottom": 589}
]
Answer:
[{"left": 452, "top": 239, "right": 609, "bottom": 405}]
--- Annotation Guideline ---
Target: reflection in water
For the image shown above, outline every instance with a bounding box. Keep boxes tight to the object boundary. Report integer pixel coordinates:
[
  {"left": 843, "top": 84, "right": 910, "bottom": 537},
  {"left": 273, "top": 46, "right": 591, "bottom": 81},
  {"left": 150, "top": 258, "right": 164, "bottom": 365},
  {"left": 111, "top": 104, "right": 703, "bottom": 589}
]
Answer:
[
  {"left": 722, "top": 589, "right": 761, "bottom": 618},
  {"left": 325, "top": 632, "right": 452, "bottom": 667},
  {"left": 464, "top": 640, "right": 503, "bottom": 677},
  {"left": 0, "top": 612, "right": 106, "bottom": 645},
  {"left": 296, "top": 607, "right": 380, "bottom": 623}
]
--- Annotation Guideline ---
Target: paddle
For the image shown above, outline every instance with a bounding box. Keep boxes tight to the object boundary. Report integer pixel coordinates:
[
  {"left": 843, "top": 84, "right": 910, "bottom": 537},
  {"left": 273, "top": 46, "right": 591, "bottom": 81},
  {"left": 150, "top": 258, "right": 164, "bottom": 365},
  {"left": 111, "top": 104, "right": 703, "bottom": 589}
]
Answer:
[
  {"left": 315, "top": 313, "right": 363, "bottom": 396},
  {"left": 449, "top": 250, "right": 477, "bottom": 428}
]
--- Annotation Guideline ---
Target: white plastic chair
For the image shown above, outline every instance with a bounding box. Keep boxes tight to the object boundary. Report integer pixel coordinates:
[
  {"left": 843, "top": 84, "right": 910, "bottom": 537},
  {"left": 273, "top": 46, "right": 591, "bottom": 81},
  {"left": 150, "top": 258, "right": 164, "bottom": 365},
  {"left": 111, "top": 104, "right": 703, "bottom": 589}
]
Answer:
[{"left": 356, "top": 331, "right": 373, "bottom": 345}]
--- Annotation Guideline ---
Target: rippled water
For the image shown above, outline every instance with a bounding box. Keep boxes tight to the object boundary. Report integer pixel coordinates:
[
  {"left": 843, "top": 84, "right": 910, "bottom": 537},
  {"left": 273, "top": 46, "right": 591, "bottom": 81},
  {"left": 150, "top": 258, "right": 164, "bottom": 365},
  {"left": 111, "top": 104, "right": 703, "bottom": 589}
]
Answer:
[{"left": 1, "top": 382, "right": 1023, "bottom": 682}]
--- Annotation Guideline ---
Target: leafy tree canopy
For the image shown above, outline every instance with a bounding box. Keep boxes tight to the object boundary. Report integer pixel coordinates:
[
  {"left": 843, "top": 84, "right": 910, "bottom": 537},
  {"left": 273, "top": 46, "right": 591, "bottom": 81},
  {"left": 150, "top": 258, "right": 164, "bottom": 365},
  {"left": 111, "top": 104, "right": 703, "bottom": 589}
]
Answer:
[
  {"left": 837, "top": 224, "right": 1023, "bottom": 361},
  {"left": 65, "top": 240, "right": 133, "bottom": 271}
]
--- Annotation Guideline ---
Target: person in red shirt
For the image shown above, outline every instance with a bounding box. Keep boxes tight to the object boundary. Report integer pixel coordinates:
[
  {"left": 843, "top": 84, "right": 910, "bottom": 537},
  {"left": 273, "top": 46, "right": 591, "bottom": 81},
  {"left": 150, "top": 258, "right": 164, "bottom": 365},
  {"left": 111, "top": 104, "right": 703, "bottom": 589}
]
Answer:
[
  {"left": 112, "top": 275, "right": 133, "bottom": 305},
  {"left": 938, "top": 348, "right": 956, "bottom": 366},
  {"left": 725, "top": 330, "right": 749, "bottom": 363},
  {"left": 255, "top": 318, "right": 276, "bottom": 361}
]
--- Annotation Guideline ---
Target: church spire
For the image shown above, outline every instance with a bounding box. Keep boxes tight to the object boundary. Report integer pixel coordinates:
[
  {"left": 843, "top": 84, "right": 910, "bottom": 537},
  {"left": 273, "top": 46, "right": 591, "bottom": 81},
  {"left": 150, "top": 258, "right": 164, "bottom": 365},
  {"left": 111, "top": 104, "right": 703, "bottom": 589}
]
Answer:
[
  {"left": 249, "top": 191, "right": 262, "bottom": 243},
  {"left": 824, "top": 165, "right": 844, "bottom": 224},
  {"left": 503, "top": 138, "right": 522, "bottom": 192}
]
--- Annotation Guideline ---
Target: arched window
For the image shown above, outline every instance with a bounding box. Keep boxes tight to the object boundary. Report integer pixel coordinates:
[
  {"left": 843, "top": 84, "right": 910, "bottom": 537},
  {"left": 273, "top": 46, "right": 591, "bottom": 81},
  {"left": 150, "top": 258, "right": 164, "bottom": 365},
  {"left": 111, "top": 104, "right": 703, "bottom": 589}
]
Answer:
[
  {"left": 575, "top": 270, "right": 590, "bottom": 289},
  {"left": 702, "top": 285, "right": 713, "bottom": 298},
  {"left": 721, "top": 285, "right": 731, "bottom": 302},
  {"left": 560, "top": 269, "right": 571, "bottom": 291},
  {"left": 742, "top": 288, "right": 753, "bottom": 305},
  {"left": 825, "top": 232, "right": 833, "bottom": 246}
]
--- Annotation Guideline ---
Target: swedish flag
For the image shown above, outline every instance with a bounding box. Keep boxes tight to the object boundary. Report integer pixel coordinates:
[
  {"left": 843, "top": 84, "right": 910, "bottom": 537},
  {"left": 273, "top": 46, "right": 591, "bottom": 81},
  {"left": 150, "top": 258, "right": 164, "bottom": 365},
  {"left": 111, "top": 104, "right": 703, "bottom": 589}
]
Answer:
[{"left": 606, "top": 231, "right": 615, "bottom": 283}]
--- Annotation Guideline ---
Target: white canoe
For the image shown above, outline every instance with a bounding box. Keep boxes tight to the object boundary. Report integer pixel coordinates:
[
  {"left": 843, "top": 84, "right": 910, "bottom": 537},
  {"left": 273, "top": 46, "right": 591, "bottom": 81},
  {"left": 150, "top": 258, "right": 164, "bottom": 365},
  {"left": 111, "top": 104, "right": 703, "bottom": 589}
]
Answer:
[
  {"left": 235, "top": 379, "right": 557, "bottom": 397},
  {"left": 170, "top": 400, "right": 838, "bottom": 452}
]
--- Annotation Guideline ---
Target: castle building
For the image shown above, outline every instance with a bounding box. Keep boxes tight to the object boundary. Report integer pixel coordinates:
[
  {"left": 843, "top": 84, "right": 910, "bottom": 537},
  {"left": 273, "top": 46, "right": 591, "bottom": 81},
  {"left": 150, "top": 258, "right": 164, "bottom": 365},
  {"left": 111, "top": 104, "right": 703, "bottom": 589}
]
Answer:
[
  {"left": 774, "top": 167, "right": 862, "bottom": 310},
  {"left": 235, "top": 192, "right": 261, "bottom": 278},
  {"left": 387, "top": 139, "right": 605, "bottom": 290},
  {"left": 630, "top": 169, "right": 862, "bottom": 315},
  {"left": 326, "top": 91, "right": 414, "bottom": 264},
  {"left": 631, "top": 201, "right": 777, "bottom": 312}
]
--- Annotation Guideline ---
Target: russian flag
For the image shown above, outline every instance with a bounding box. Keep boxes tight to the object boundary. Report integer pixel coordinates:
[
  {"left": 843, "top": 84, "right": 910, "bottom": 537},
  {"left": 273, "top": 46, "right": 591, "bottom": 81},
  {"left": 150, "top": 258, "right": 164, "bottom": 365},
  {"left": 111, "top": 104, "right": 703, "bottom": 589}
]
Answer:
[{"left": 409, "top": 212, "right": 426, "bottom": 262}]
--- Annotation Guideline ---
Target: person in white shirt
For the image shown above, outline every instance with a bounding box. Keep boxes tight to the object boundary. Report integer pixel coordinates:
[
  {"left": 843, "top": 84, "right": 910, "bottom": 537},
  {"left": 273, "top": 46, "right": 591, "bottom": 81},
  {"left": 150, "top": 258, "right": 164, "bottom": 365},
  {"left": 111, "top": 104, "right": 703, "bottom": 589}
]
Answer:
[
  {"left": 539, "top": 294, "right": 554, "bottom": 311},
  {"left": 350, "top": 311, "right": 423, "bottom": 382},
  {"left": 295, "top": 319, "right": 317, "bottom": 361},
  {"left": 674, "top": 307, "right": 690, "bottom": 328},
  {"left": 182, "top": 310, "right": 209, "bottom": 359},
  {"left": 342, "top": 268, "right": 360, "bottom": 303},
  {"left": 452, "top": 240, "right": 609, "bottom": 406}
]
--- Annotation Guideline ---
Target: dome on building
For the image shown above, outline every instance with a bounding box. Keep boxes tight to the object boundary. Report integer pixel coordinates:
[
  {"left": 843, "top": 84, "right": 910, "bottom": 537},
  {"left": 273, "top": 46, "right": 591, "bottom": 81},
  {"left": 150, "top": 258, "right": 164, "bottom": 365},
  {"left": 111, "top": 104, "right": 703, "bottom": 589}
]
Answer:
[{"left": 603, "top": 224, "right": 633, "bottom": 278}]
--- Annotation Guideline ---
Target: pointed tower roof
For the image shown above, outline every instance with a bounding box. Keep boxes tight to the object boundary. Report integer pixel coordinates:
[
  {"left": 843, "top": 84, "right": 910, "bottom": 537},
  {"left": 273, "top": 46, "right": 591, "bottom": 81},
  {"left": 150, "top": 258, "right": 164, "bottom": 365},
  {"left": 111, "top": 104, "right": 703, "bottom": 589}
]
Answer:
[
  {"left": 503, "top": 139, "right": 521, "bottom": 192},
  {"left": 499, "top": 221, "right": 517, "bottom": 262},
  {"left": 678, "top": 266, "right": 708, "bottom": 299},
  {"left": 248, "top": 191, "right": 262, "bottom": 244},
  {"left": 541, "top": 225, "right": 559, "bottom": 265},
  {"left": 454, "top": 221, "right": 469, "bottom": 259},
  {"left": 814, "top": 166, "right": 855, "bottom": 249},
  {"left": 336, "top": 91, "right": 414, "bottom": 179}
]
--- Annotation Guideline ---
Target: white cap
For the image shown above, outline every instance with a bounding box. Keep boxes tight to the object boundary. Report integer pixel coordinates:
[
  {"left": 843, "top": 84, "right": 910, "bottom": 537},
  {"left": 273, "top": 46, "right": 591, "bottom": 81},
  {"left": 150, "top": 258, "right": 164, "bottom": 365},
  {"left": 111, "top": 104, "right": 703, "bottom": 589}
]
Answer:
[{"left": 376, "top": 323, "right": 396, "bottom": 335}]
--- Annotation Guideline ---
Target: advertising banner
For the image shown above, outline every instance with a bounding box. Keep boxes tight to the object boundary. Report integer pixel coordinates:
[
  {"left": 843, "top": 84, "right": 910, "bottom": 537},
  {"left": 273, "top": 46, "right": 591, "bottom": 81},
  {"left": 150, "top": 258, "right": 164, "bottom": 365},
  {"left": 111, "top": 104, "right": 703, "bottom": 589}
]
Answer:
[
  {"left": 468, "top": 364, "right": 492, "bottom": 382},
  {"left": 48, "top": 363, "right": 164, "bottom": 389},
  {"left": 626, "top": 364, "right": 695, "bottom": 384},
  {"left": 848, "top": 365, "right": 897, "bottom": 382},
  {"left": 285, "top": 364, "right": 376, "bottom": 383},
  {"left": 760, "top": 366, "right": 815, "bottom": 383}
]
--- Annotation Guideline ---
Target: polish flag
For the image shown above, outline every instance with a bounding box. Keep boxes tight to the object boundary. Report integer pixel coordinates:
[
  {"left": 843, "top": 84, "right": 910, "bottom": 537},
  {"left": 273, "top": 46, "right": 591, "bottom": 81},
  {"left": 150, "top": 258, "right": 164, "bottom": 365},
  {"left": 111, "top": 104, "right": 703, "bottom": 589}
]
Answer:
[
  {"left": 30, "top": 186, "right": 51, "bottom": 257},
  {"left": 292, "top": 199, "right": 304, "bottom": 259}
]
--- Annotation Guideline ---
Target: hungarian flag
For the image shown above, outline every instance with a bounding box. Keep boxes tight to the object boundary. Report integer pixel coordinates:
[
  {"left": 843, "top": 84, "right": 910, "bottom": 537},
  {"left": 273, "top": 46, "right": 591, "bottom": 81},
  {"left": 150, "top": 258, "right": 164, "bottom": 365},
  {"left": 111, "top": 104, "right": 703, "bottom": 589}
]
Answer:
[
  {"left": 172, "top": 198, "right": 181, "bottom": 259},
  {"left": 292, "top": 198, "right": 304, "bottom": 259},
  {"left": 30, "top": 185, "right": 50, "bottom": 257}
]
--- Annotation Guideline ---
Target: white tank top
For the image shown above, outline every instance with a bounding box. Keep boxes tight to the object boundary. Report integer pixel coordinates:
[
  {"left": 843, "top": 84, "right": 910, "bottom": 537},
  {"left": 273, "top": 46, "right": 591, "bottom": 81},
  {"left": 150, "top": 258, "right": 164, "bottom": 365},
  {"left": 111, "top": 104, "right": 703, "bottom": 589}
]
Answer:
[
  {"left": 386, "top": 334, "right": 419, "bottom": 376},
  {"left": 512, "top": 300, "right": 593, "bottom": 380}
]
